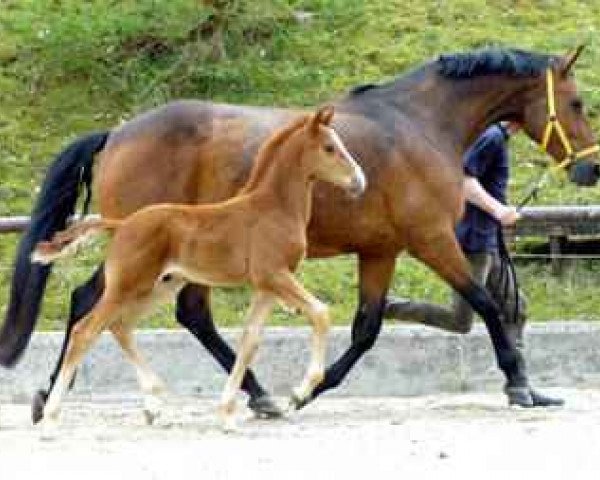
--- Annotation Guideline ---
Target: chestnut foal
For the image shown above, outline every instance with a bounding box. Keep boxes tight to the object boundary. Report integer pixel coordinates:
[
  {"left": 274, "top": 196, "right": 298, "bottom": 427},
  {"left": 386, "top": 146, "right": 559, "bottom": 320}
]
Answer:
[{"left": 32, "top": 106, "right": 366, "bottom": 431}]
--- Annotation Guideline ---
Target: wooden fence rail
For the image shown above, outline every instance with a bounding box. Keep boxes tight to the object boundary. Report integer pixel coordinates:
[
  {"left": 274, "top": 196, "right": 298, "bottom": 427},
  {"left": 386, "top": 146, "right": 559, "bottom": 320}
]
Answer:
[
  {"left": 0, "top": 215, "right": 100, "bottom": 234},
  {"left": 2, "top": 207, "right": 600, "bottom": 236},
  {"left": 2, "top": 207, "right": 600, "bottom": 274}
]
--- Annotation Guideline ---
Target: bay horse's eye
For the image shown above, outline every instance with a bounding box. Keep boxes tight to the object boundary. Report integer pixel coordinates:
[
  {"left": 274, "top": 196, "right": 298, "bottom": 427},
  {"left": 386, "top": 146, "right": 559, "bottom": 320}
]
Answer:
[
  {"left": 324, "top": 144, "right": 335, "bottom": 154},
  {"left": 570, "top": 98, "right": 584, "bottom": 113}
]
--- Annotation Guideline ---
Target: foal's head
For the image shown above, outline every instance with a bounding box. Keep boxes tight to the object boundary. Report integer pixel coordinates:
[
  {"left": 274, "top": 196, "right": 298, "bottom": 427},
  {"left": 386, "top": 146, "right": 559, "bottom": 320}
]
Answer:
[{"left": 298, "top": 106, "right": 366, "bottom": 196}]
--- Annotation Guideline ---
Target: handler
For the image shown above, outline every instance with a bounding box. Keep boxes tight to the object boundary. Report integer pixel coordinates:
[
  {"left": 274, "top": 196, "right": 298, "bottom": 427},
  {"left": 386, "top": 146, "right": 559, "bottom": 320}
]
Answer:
[{"left": 385, "top": 121, "right": 564, "bottom": 407}]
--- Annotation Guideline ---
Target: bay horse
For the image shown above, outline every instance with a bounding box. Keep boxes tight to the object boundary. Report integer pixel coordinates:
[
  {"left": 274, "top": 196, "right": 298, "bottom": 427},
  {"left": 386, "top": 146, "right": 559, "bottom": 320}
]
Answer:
[
  {"left": 31, "top": 106, "right": 366, "bottom": 431},
  {"left": 1, "top": 47, "right": 598, "bottom": 422}
]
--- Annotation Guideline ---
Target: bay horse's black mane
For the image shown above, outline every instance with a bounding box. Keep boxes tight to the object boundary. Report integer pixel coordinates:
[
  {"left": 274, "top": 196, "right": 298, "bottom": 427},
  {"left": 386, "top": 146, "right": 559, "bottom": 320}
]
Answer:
[
  {"left": 348, "top": 48, "right": 556, "bottom": 98},
  {"left": 437, "top": 48, "right": 554, "bottom": 78}
]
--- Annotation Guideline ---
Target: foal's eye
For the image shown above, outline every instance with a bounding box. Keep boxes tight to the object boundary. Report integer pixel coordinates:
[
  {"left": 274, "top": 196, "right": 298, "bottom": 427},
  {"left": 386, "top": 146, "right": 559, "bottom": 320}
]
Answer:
[
  {"left": 324, "top": 144, "right": 335, "bottom": 154},
  {"left": 570, "top": 98, "right": 584, "bottom": 113}
]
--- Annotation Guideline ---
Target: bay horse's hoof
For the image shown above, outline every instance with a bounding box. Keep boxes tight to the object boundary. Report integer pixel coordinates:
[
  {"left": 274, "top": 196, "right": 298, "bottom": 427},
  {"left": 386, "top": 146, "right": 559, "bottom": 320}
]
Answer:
[
  {"left": 247, "top": 394, "right": 283, "bottom": 419},
  {"left": 505, "top": 386, "right": 534, "bottom": 408},
  {"left": 529, "top": 389, "right": 565, "bottom": 407},
  {"left": 32, "top": 389, "right": 49, "bottom": 424}
]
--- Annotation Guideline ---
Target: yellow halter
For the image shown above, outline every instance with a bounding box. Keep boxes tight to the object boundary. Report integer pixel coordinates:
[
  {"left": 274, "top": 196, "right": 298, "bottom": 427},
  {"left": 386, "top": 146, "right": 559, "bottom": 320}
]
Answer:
[{"left": 540, "top": 68, "right": 599, "bottom": 174}]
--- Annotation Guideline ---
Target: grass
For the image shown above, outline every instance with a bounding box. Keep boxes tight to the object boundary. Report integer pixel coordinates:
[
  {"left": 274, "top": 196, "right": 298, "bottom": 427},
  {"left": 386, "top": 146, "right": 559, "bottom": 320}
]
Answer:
[{"left": 1, "top": 0, "right": 600, "bottom": 330}]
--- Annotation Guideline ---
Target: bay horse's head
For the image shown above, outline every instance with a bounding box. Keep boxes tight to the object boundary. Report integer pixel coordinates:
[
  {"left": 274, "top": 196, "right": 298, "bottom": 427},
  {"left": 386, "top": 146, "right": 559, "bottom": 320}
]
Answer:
[
  {"left": 303, "top": 105, "right": 366, "bottom": 196},
  {"left": 521, "top": 45, "right": 599, "bottom": 186}
]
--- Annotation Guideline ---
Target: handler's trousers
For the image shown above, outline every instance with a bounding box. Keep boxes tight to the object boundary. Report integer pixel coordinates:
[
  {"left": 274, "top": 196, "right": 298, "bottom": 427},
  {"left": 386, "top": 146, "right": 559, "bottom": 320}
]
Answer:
[{"left": 384, "top": 252, "right": 527, "bottom": 349}]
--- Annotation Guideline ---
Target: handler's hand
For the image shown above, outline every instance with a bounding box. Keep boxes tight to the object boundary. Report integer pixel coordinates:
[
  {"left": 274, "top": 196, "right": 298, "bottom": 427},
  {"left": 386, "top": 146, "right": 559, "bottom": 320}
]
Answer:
[{"left": 496, "top": 205, "right": 521, "bottom": 226}]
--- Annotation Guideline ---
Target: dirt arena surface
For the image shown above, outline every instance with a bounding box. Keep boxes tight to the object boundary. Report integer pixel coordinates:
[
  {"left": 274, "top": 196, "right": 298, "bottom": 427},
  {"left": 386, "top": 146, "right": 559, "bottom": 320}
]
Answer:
[{"left": 1, "top": 388, "right": 599, "bottom": 479}]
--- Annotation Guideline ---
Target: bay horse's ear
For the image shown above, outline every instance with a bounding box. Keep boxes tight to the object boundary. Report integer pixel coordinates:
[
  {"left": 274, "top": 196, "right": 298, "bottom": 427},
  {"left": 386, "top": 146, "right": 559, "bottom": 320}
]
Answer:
[
  {"left": 560, "top": 44, "right": 586, "bottom": 77},
  {"left": 311, "top": 105, "right": 335, "bottom": 131}
]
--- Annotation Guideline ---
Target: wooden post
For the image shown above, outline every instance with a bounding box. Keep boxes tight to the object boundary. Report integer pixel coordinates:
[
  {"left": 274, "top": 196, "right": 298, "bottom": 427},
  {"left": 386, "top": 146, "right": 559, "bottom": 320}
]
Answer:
[{"left": 549, "top": 231, "right": 567, "bottom": 276}]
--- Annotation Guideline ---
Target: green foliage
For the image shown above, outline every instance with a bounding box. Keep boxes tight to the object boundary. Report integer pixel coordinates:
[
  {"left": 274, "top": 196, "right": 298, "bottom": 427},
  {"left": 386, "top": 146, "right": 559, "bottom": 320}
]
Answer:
[{"left": 1, "top": 0, "right": 600, "bottom": 329}]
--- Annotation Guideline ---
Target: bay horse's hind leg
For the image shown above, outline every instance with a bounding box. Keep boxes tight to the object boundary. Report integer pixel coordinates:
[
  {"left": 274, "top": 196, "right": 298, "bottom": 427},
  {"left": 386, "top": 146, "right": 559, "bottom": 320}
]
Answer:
[
  {"left": 409, "top": 229, "right": 530, "bottom": 402},
  {"left": 40, "top": 294, "right": 118, "bottom": 436},
  {"left": 110, "top": 321, "right": 166, "bottom": 425},
  {"left": 176, "top": 284, "right": 282, "bottom": 418},
  {"left": 219, "top": 291, "right": 275, "bottom": 431},
  {"left": 267, "top": 271, "right": 331, "bottom": 409},
  {"left": 33, "top": 264, "right": 105, "bottom": 424}
]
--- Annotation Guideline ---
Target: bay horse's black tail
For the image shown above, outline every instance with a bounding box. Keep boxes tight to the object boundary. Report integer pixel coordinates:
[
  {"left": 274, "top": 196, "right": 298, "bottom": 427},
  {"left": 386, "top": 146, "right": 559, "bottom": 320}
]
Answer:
[{"left": 0, "top": 131, "right": 109, "bottom": 367}]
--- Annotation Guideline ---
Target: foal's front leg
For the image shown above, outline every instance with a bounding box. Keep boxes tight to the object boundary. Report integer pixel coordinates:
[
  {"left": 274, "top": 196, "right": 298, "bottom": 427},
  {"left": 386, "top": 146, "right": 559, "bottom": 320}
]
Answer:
[
  {"left": 219, "top": 292, "right": 275, "bottom": 431},
  {"left": 269, "top": 271, "right": 330, "bottom": 409}
]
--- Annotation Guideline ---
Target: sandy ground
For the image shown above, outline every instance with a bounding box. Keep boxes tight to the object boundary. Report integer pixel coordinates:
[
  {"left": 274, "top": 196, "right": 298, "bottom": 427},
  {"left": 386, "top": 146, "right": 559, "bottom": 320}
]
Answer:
[{"left": 0, "top": 389, "right": 599, "bottom": 479}]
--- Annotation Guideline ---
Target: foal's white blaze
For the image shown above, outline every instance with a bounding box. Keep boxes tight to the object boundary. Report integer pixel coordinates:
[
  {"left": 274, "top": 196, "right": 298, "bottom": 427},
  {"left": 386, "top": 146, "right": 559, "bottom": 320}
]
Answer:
[{"left": 326, "top": 127, "right": 367, "bottom": 194}]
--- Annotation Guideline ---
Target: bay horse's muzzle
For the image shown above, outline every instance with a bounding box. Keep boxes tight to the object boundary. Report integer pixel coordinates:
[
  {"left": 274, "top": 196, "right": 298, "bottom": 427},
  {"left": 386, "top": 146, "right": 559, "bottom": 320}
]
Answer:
[{"left": 569, "top": 159, "right": 600, "bottom": 187}]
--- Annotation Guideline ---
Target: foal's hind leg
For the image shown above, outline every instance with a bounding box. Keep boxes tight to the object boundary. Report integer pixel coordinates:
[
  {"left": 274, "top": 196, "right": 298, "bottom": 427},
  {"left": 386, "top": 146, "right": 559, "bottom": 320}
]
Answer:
[
  {"left": 41, "top": 296, "right": 118, "bottom": 434},
  {"left": 268, "top": 271, "right": 331, "bottom": 409},
  {"left": 110, "top": 321, "right": 166, "bottom": 424},
  {"left": 33, "top": 265, "right": 105, "bottom": 424},
  {"left": 219, "top": 291, "right": 275, "bottom": 431}
]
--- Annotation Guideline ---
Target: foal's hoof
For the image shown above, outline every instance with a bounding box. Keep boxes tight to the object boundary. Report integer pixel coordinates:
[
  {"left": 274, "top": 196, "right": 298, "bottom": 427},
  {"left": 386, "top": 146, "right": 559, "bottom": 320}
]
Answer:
[
  {"left": 288, "top": 391, "right": 312, "bottom": 412},
  {"left": 38, "top": 416, "right": 60, "bottom": 441},
  {"left": 142, "top": 395, "right": 163, "bottom": 425},
  {"left": 247, "top": 395, "right": 283, "bottom": 419},
  {"left": 32, "top": 389, "right": 49, "bottom": 424},
  {"left": 220, "top": 414, "right": 240, "bottom": 433}
]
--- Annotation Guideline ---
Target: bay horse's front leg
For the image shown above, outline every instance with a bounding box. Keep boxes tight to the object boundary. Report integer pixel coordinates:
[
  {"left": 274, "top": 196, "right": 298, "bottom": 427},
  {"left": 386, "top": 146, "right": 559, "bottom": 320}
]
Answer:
[
  {"left": 409, "top": 229, "right": 530, "bottom": 403},
  {"left": 219, "top": 292, "right": 275, "bottom": 431},
  {"left": 295, "top": 254, "right": 396, "bottom": 409}
]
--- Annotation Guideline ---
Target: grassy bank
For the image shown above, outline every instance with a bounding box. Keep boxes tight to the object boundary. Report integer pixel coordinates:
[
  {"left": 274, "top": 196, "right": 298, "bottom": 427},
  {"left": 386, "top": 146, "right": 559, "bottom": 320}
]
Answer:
[{"left": 1, "top": 0, "right": 600, "bottom": 329}]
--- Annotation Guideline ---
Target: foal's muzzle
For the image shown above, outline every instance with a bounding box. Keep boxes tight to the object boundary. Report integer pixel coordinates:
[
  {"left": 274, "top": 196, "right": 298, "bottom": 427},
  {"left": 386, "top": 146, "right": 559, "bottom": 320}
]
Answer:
[{"left": 348, "top": 173, "right": 367, "bottom": 198}]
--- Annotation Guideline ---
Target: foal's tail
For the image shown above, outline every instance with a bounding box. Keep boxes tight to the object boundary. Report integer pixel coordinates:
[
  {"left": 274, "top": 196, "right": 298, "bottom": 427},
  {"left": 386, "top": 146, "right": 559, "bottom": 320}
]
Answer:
[
  {"left": 32, "top": 219, "right": 121, "bottom": 265},
  {"left": 0, "top": 131, "right": 109, "bottom": 367}
]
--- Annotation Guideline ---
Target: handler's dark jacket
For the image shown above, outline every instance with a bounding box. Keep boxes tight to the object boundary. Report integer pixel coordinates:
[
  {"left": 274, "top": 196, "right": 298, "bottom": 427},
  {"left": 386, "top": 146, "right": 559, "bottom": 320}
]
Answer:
[{"left": 455, "top": 124, "right": 509, "bottom": 253}]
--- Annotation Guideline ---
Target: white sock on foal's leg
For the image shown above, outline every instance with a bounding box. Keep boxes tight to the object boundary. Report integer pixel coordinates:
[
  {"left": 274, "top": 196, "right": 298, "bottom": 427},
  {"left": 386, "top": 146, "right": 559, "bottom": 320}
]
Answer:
[
  {"left": 39, "top": 367, "right": 75, "bottom": 439},
  {"left": 135, "top": 365, "right": 166, "bottom": 425},
  {"left": 291, "top": 298, "right": 329, "bottom": 405}
]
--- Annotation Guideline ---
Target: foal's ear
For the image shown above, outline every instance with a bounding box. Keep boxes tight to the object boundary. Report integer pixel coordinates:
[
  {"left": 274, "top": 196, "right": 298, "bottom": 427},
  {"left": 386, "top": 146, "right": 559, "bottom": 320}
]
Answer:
[
  {"left": 560, "top": 44, "right": 586, "bottom": 77},
  {"left": 311, "top": 105, "right": 335, "bottom": 130}
]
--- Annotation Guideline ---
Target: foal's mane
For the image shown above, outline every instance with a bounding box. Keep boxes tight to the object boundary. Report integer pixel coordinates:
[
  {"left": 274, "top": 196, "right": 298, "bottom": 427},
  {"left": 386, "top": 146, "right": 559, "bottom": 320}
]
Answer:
[
  {"left": 239, "top": 114, "right": 311, "bottom": 193},
  {"left": 436, "top": 48, "right": 554, "bottom": 79}
]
